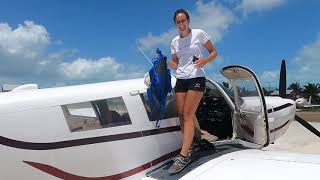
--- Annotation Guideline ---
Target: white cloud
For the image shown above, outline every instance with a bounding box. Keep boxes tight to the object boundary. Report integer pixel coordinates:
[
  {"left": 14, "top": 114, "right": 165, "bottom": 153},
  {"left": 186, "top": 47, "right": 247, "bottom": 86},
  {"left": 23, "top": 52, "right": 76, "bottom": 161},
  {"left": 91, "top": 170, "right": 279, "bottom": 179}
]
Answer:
[
  {"left": 259, "top": 34, "right": 320, "bottom": 87},
  {"left": 0, "top": 0, "right": 289, "bottom": 87},
  {"left": 47, "top": 49, "right": 78, "bottom": 62},
  {"left": 290, "top": 34, "right": 320, "bottom": 84},
  {"left": 58, "top": 57, "right": 144, "bottom": 83},
  {"left": 138, "top": 0, "right": 286, "bottom": 51},
  {"left": 206, "top": 56, "right": 225, "bottom": 70},
  {"left": 204, "top": 56, "right": 228, "bottom": 84},
  {"left": 138, "top": 29, "right": 176, "bottom": 51},
  {"left": 191, "top": 0, "right": 237, "bottom": 43},
  {"left": 138, "top": 0, "right": 288, "bottom": 87},
  {"left": 261, "top": 70, "right": 279, "bottom": 81},
  {"left": 207, "top": 71, "right": 228, "bottom": 84},
  {"left": 259, "top": 70, "right": 279, "bottom": 87},
  {"left": 0, "top": 21, "right": 52, "bottom": 79},
  {"left": 237, "top": 0, "right": 286, "bottom": 14},
  {"left": 0, "top": 21, "right": 146, "bottom": 87},
  {"left": 138, "top": 1, "right": 236, "bottom": 51},
  {"left": 59, "top": 57, "right": 121, "bottom": 79},
  {"left": 0, "top": 21, "right": 50, "bottom": 59}
]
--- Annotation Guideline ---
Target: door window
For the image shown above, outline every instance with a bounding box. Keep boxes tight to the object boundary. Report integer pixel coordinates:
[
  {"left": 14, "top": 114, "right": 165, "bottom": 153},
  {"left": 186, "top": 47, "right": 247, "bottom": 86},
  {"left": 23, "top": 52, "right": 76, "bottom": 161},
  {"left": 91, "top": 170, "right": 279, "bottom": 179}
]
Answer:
[{"left": 140, "top": 92, "right": 178, "bottom": 121}]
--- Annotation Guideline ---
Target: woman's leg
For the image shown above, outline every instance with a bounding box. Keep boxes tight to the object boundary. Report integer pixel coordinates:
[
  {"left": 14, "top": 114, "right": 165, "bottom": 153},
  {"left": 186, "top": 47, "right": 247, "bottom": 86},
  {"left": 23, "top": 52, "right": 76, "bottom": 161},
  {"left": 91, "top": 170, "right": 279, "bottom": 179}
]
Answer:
[
  {"left": 180, "top": 90, "right": 203, "bottom": 156},
  {"left": 175, "top": 92, "right": 187, "bottom": 134}
]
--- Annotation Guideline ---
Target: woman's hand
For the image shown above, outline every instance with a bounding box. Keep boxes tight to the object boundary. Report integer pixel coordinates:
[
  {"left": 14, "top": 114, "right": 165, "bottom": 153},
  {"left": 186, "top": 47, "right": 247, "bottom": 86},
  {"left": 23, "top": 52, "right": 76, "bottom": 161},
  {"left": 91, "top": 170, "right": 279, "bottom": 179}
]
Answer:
[
  {"left": 194, "top": 57, "right": 208, "bottom": 68},
  {"left": 167, "top": 60, "right": 178, "bottom": 70},
  {"left": 194, "top": 39, "right": 218, "bottom": 68},
  {"left": 168, "top": 53, "right": 179, "bottom": 70}
]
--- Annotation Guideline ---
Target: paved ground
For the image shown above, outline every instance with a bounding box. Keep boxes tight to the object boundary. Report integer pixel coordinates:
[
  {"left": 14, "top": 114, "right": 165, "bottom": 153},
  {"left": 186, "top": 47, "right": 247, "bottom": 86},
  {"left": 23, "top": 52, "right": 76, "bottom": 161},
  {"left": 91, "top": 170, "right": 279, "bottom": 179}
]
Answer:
[{"left": 263, "top": 111, "right": 320, "bottom": 154}]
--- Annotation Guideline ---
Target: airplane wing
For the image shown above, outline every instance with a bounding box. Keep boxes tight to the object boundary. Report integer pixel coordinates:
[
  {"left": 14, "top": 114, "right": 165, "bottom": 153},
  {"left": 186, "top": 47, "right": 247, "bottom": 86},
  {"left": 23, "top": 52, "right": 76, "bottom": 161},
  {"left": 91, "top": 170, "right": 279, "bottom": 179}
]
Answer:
[
  {"left": 183, "top": 149, "right": 320, "bottom": 180},
  {"left": 143, "top": 149, "right": 320, "bottom": 180}
]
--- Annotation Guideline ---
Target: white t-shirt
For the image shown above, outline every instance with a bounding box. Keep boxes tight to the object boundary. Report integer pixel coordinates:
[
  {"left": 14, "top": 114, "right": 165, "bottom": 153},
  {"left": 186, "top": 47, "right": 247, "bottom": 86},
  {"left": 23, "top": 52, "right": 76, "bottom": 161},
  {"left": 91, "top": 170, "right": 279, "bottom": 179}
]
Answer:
[{"left": 171, "top": 29, "right": 211, "bottom": 79}]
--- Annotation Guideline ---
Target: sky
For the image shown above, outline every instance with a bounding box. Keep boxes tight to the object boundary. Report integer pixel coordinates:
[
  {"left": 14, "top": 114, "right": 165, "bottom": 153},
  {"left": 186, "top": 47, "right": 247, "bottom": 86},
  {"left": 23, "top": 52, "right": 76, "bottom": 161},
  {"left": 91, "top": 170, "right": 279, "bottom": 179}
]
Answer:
[{"left": 0, "top": 0, "right": 319, "bottom": 89}]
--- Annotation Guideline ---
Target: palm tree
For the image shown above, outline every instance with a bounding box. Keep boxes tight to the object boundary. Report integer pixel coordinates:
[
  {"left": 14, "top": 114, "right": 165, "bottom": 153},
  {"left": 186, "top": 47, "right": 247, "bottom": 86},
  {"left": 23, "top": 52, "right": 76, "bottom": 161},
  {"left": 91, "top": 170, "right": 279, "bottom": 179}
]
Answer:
[
  {"left": 287, "top": 82, "right": 302, "bottom": 99},
  {"left": 302, "top": 83, "right": 320, "bottom": 104},
  {"left": 288, "top": 82, "right": 302, "bottom": 93}
]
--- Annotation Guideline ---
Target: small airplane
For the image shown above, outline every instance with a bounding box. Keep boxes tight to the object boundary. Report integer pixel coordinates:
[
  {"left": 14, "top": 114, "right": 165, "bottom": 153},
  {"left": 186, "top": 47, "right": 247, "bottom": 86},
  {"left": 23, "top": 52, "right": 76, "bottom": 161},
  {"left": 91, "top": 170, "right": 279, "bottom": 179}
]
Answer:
[
  {"left": 0, "top": 62, "right": 319, "bottom": 179},
  {"left": 296, "top": 96, "right": 320, "bottom": 108}
]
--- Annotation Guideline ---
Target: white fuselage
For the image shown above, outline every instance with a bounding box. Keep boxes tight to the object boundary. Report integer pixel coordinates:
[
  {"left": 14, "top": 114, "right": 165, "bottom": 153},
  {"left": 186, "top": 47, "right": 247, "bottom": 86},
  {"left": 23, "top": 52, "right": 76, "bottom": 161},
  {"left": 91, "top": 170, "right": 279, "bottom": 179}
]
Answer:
[
  {"left": 0, "top": 78, "right": 182, "bottom": 179},
  {"left": 0, "top": 77, "right": 298, "bottom": 179}
]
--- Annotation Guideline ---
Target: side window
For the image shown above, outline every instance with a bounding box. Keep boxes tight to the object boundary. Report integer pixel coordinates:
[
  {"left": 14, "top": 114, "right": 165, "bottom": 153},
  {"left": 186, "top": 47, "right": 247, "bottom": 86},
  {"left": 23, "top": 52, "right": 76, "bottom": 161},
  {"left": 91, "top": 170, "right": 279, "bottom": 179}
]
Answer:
[
  {"left": 140, "top": 92, "right": 178, "bottom": 121},
  {"left": 62, "top": 96, "right": 132, "bottom": 132}
]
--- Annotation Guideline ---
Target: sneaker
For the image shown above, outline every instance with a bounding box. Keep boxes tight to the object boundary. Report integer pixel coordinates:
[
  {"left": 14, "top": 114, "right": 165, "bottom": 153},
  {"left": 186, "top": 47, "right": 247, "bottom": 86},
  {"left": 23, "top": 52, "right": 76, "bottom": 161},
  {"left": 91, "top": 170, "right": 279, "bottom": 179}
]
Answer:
[
  {"left": 187, "top": 143, "right": 200, "bottom": 158},
  {"left": 168, "top": 154, "right": 191, "bottom": 174}
]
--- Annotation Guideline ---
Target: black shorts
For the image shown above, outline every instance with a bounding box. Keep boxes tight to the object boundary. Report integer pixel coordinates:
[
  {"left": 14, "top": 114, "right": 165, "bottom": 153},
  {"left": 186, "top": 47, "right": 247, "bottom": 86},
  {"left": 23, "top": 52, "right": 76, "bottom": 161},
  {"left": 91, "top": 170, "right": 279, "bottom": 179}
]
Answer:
[{"left": 174, "top": 77, "right": 206, "bottom": 93}]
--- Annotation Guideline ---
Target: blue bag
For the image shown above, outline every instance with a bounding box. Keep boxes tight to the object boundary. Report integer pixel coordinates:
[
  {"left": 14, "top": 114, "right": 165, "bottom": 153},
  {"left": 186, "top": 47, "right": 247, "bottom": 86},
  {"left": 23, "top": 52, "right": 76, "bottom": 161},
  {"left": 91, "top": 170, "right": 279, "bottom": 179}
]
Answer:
[{"left": 147, "top": 48, "right": 172, "bottom": 128}]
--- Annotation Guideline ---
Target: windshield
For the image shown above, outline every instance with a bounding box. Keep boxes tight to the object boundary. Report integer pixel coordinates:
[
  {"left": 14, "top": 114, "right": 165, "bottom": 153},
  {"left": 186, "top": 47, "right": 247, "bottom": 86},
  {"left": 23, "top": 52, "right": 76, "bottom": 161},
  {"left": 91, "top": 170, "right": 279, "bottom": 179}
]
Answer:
[{"left": 218, "top": 82, "right": 244, "bottom": 105}]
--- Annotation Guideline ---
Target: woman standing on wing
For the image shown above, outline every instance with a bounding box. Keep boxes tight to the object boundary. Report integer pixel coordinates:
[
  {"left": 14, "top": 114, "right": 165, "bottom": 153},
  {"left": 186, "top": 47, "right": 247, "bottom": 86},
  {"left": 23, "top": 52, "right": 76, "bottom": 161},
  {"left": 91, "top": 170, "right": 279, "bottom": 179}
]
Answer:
[{"left": 167, "top": 9, "right": 218, "bottom": 174}]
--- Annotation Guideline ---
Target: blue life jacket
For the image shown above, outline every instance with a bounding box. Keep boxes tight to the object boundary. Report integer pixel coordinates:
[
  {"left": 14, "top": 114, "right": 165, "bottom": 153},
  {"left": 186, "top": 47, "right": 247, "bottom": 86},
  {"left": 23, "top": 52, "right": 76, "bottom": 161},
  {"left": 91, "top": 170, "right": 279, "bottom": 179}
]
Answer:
[{"left": 147, "top": 48, "right": 172, "bottom": 128}]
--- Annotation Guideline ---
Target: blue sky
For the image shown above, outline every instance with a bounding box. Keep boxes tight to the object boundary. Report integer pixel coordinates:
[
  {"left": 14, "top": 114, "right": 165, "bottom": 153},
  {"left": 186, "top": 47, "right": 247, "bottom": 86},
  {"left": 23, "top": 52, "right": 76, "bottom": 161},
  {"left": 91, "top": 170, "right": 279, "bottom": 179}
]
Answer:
[{"left": 0, "top": 0, "right": 319, "bottom": 89}]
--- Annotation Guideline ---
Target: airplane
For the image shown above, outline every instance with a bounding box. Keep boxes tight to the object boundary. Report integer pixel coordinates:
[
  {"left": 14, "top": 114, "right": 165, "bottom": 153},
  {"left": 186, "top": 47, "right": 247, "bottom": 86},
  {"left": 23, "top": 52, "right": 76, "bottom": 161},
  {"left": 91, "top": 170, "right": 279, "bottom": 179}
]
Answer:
[
  {"left": 0, "top": 65, "right": 319, "bottom": 180},
  {"left": 295, "top": 96, "right": 320, "bottom": 108}
]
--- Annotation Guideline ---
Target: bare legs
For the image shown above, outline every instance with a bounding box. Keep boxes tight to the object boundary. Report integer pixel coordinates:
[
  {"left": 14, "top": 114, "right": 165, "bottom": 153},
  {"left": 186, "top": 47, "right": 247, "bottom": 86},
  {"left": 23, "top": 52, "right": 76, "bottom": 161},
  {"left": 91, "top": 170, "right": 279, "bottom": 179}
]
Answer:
[
  {"left": 176, "top": 90, "right": 203, "bottom": 156},
  {"left": 175, "top": 92, "right": 187, "bottom": 134}
]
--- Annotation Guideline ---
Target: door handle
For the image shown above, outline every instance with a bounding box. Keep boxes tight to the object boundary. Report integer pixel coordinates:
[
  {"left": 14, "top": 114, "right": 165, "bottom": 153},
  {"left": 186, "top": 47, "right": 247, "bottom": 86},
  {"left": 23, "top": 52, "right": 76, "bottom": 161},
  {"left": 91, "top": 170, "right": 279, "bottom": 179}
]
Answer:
[{"left": 130, "top": 90, "right": 140, "bottom": 96}]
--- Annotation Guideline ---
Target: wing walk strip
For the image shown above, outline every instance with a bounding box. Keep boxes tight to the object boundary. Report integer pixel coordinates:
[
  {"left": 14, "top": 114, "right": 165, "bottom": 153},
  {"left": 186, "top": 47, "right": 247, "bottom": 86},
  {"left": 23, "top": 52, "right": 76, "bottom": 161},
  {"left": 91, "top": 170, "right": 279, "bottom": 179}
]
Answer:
[
  {"left": 0, "top": 126, "right": 181, "bottom": 150},
  {"left": 24, "top": 149, "right": 180, "bottom": 180}
]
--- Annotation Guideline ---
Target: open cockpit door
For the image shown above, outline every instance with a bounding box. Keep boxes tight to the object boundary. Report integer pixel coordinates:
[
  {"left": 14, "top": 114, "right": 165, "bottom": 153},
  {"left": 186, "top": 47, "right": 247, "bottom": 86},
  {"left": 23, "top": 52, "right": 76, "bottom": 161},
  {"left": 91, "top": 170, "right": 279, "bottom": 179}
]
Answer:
[{"left": 221, "top": 65, "right": 269, "bottom": 147}]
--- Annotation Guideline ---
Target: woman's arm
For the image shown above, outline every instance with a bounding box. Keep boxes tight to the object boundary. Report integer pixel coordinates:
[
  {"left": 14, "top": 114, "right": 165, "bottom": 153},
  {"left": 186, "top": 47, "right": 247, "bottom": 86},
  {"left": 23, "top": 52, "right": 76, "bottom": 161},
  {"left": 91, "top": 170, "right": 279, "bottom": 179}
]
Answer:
[
  {"left": 167, "top": 53, "right": 179, "bottom": 70},
  {"left": 194, "top": 40, "right": 218, "bottom": 68}
]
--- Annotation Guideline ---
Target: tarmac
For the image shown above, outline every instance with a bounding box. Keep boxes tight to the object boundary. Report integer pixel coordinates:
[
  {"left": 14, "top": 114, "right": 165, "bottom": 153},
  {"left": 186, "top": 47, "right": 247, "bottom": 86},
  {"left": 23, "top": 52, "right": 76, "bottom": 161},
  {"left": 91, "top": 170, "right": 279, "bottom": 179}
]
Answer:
[{"left": 263, "top": 111, "right": 320, "bottom": 154}]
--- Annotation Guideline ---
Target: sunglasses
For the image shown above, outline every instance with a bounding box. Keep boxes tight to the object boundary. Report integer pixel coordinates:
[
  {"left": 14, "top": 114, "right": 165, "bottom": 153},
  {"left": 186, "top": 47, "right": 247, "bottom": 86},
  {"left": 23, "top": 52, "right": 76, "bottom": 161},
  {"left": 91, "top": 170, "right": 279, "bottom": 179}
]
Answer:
[{"left": 175, "top": 19, "right": 187, "bottom": 24}]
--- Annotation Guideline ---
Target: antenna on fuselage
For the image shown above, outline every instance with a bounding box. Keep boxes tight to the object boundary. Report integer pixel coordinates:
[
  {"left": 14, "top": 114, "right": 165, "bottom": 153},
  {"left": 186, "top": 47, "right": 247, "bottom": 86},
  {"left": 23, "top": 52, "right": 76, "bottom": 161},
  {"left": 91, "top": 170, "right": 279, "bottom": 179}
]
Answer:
[{"left": 279, "top": 59, "right": 286, "bottom": 98}]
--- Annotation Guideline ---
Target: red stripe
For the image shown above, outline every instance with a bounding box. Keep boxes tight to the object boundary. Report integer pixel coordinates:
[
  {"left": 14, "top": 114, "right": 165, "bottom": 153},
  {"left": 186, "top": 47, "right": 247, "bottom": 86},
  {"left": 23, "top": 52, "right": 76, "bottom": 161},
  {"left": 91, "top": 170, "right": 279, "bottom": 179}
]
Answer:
[
  {"left": 270, "top": 120, "right": 290, "bottom": 133},
  {"left": 24, "top": 149, "right": 180, "bottom": 179},
  {"left": 241, "top": 120, "right": 290, "bottom": 136},
  {"left": 0, "top": 126, "right": 180, "bottom": 150}
]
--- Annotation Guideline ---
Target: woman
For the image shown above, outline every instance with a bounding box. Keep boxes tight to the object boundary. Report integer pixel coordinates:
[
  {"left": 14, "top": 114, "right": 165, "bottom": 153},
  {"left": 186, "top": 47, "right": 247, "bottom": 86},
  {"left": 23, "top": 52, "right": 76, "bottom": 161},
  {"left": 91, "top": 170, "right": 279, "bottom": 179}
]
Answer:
[{"left": 167, "top": 9, "right": 218, "bottom": 174}]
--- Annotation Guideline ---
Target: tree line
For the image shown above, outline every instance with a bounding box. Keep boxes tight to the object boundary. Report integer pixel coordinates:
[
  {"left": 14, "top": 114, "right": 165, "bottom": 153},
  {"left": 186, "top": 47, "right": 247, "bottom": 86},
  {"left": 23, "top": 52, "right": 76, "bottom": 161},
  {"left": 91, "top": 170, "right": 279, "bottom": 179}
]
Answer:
[
  {"left": 222, "top": 81, "right": 320, "bottom": 104},
  {"left": 287, "top": 82, "right": 320, "bottom": 103}
]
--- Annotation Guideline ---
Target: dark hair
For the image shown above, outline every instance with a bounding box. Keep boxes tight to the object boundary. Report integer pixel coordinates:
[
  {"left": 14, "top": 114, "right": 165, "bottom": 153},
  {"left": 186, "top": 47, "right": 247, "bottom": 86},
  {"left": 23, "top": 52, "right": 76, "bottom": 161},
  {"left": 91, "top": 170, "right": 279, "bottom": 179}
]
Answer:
[{"left": 173, "top": 9, "right": 190, "bottom": 22}]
